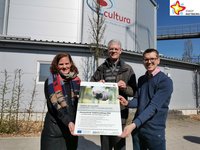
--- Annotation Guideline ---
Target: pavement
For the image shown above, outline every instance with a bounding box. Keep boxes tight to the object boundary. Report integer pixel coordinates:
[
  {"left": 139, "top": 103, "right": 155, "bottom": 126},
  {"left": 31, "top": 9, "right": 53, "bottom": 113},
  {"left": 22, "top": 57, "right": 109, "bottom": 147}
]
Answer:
[{"left": 0, "top": 115, "right": 200, "bottom": 150}]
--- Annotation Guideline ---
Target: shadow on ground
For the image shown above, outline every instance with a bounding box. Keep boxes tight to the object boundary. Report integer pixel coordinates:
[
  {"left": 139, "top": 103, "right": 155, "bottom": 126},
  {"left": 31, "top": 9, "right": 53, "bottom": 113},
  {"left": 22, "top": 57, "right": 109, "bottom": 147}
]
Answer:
[
  {"left": 183, "top": 136, "right": 200, "bottom": 144},
  {"left": 78, "top": 136, "right": 100, "bottom": 150}
]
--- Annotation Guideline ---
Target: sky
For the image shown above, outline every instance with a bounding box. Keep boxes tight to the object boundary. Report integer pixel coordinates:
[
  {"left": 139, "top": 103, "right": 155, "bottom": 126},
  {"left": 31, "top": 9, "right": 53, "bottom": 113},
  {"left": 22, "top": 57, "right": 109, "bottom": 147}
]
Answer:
[{"left": 156, "top": 0, "right": 200, "bottom": 59}]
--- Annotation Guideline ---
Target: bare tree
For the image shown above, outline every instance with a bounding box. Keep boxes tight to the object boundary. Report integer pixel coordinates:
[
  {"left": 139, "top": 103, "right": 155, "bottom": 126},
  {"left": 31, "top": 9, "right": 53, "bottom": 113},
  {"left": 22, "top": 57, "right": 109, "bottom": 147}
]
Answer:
[
  {"left": 15, "top": 69, "right": 24, "bottom": 127},
  {"left": 0, "top": 69, "right": 24, "bottom": 133},
  {"left": 0, "top": 70, "right": 10, "bottom": 125},
  {"left": 27, "top": 78, "right": 37, "bottom": 121},
  {"left": 88, "top": 1, "right": 106, "bottom": 70},
  {"left": 41, "top": 99, "right": 47, "bottom": 128},
  {"left": 8, "top": 69, "right": 18, "bottom": 128},
  {"left": 26, "top": 78, "right": 38, "bottom": 131},
  {"left": 182, "top": 39, "right": 193, "bottom": 62},
  {"left": 81, "top": 57, "right": 93, "bottom": 81}
]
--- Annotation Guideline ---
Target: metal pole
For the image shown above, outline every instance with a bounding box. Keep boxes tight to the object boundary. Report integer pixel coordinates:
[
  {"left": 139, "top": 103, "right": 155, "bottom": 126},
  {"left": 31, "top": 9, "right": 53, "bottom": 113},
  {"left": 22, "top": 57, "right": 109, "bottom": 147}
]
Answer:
[{"left": 2, "top": 0, "right": 10, "bottom": 35}]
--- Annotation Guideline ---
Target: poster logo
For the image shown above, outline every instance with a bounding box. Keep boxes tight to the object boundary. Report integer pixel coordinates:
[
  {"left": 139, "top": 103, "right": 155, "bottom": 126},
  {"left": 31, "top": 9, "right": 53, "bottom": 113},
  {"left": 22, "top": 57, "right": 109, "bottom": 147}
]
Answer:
[
  {"left": 97, "top": 0, "right": 109, "bottom": 7},
  {"left": 170, "top": 0, "right": 200, "bottom": 16},
  {"left": 87, "top": 0, "right": 113, "bottom": 14},
  {"left": 170, "top": 1, "right": 186, "bottom": 15},
  {"left": 86, "top": 0, "right": 131, "bottom": 24}
]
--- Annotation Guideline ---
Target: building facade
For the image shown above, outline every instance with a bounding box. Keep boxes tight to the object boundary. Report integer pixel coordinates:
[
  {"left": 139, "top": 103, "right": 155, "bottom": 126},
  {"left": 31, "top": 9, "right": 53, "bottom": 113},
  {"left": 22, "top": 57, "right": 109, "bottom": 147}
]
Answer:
[
  {"left": 0, "top": 38, "right": 199, "bottom": 114},
  {"left": 0, "top": 0, "right": 199, "bottom": 115},
  {"left": 0, "top": 0, "right": 156, "bottom": 52}
]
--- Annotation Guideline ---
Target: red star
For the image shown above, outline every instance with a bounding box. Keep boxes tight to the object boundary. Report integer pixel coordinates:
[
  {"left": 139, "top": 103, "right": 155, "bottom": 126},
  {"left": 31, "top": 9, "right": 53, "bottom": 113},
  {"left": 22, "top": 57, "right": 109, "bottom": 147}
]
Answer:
[{"left": 171, "top": 1, "right": 186, "bottom": 15}]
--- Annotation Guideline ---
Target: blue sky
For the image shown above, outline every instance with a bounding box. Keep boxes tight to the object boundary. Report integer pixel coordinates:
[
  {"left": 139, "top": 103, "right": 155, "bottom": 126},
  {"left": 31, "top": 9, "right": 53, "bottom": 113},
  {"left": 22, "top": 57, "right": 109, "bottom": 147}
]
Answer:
[{"left": 156, "top": 0, "right": 200, "bottom": 58}]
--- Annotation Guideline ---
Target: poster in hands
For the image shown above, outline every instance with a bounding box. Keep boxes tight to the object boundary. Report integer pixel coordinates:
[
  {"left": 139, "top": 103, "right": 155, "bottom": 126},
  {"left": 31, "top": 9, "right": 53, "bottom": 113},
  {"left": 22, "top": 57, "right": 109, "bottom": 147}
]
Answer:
[{"left": 74, "top": 82, "right": 122, "bottom": 135}]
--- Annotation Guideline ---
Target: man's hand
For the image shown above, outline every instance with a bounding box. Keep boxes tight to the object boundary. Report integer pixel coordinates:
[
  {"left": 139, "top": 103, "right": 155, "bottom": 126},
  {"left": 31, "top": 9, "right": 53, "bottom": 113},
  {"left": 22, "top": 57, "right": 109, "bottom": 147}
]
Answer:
[
  {"left": 99, "top": 80, "right": 105, "bottom": 83},
  {"left": 120, "top": 123, "right": 136, "bottom": 138},
  {"left": 118, "top": 80, "right": 127, "bottom": 90},
  {"left": 118, "top": 95, "right": 128, "bottom": 106}
]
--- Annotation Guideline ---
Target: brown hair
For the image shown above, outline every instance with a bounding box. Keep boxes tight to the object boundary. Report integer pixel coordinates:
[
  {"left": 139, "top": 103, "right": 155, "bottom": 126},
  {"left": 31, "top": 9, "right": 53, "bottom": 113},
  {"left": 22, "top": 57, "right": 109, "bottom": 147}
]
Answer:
[{"left": 50, "top": 53, "right": 78, "bottom": 74}]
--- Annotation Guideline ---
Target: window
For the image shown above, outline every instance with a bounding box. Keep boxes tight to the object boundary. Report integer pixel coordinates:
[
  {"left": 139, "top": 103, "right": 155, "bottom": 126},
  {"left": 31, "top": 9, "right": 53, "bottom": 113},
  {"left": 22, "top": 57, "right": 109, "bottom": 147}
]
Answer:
[{"left": 38, "top": 62, "right": 51, "bottom": 83}]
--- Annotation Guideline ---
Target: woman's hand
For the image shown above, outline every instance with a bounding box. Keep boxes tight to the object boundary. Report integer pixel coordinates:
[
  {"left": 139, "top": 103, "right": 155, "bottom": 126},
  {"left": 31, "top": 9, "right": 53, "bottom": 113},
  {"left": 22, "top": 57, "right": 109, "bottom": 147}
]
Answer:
[{"left": 68, "top": 122, "right": 76, "bottom": 136}]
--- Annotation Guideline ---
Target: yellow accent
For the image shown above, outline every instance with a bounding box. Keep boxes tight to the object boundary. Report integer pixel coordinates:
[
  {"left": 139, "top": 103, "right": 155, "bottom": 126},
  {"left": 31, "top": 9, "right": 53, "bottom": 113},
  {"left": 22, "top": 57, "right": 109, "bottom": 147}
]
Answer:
[{"left": 171, "top": 1, "right": 185, "bottom": 15}]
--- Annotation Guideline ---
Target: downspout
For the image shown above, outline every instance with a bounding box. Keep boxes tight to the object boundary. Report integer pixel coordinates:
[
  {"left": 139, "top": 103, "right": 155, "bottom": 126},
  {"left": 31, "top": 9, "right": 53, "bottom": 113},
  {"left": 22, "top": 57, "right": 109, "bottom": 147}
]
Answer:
[
  {"left": 80, "top": 0, "right": 85, "bottom": 43},
  {"left": 194, "top": 69, "right": 200, "bottom": 113},
  {"left": 150, "top": 0, "right": 157, "bottom": 49},
  {"left": 3, "top": 0, "right": 10, "bottom": 35},
  {"left": 198, "top": 69, "right": 200, "bottom": 114},
  {"left": 154, "top": 1, "right": 158, "bottom": 49},
  {"left": 135, "top": 0, "right": 138, "bottom": 52}
]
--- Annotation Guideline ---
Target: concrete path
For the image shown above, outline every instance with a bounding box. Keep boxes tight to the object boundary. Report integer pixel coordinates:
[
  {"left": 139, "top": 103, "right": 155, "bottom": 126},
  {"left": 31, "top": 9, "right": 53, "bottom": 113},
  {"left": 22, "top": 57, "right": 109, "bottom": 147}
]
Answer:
[{"left": 0, "top": 117, "right": 199, "bottom": 150}]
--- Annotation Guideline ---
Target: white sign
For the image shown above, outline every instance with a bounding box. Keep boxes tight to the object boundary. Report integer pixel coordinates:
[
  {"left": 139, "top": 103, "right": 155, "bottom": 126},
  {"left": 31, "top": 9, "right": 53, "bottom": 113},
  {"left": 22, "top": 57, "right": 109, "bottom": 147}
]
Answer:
[
  {"left": 170, "top": 0, "right": 200, "bottom": 16},
  {"left": 74, "top": 82, "right": 122, "bottom": 135}
]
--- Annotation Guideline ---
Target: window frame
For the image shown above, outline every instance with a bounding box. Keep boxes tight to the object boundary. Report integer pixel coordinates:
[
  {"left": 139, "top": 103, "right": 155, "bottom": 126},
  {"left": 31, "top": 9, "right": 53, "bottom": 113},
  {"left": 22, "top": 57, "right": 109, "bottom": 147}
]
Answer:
[{"left": 37, "top": 61, "right": 51, "bottom": 84}]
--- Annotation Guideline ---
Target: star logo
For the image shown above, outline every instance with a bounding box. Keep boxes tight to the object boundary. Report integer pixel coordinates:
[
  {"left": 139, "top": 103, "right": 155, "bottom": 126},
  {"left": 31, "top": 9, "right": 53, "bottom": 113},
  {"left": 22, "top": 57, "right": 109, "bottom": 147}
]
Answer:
[
  {"left": 87, "top": 0, "right": 113, "bottom": 15},
  {"left": 170, "top": 1, "right": 186, "bottom": 15},
  {"left": 97, "top": 0, "right": 108, "bottom": 7}
]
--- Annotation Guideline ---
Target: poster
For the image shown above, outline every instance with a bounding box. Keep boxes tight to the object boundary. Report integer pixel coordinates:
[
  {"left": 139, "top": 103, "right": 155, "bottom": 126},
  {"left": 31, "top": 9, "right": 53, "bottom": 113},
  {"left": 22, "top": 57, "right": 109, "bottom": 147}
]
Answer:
[{"left": 74, "top": 82, "right": 122, "bottom": 135}]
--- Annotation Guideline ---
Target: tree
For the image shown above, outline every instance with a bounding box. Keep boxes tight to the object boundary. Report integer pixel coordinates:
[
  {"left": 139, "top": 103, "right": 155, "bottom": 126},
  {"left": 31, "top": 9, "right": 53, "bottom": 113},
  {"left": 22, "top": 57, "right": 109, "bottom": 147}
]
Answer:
[
  {"left": 88, "top": 0, "right": 106, "bottom": 70},
  {"left": 182, "top": 39, "right": 193, "bottom": 62},
  {"left": 81, "top": 57, "right": 93, "bottom": 81}
]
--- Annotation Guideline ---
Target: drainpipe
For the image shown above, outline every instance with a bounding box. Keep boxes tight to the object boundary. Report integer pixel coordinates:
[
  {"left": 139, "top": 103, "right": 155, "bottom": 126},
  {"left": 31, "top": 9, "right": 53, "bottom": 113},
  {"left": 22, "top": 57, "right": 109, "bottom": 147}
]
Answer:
[
  {"left": 80, "top": 0, "right": 85, "bottom": 43},
  {"left": 2, "top": 0, "right": 10, "bottom": 35},
  {"left": 194, "top": 69, "right": 200, "bottom": 113},
  {"left": 198, "top": 69, "right": 200, "bottom": 114}
]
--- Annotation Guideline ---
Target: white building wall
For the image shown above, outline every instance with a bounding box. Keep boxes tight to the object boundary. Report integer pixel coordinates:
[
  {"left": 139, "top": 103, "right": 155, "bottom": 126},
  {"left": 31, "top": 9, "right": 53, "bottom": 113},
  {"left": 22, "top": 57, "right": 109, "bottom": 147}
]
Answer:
[
  {"left": 1, "top": 0, "right": 156, "bottom": 51},
  {"left": 1, "top": 0, "right": 197, "bottom": 113},
  {"left": 0, "top": 51, "right": 89, "bottom": 112},
  {"left": 168, "top": 68, "right": 196, "bottom": 109},
  {"left": 7, "top": 0, "right": 83, "bottom": 42},
  {"left": 0, "top": 49, "right": 199, "bottom": 112},
  {"left": 136, "top": 0, "right": 156, "bottom": 52}
]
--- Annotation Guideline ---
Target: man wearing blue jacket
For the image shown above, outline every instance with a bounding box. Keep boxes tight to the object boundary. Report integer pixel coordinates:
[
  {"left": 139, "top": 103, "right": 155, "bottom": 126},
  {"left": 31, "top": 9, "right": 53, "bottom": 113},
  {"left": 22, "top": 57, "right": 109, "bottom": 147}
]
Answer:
[{"left": 119, "top": 48, "right": 173, "bottom": 150}]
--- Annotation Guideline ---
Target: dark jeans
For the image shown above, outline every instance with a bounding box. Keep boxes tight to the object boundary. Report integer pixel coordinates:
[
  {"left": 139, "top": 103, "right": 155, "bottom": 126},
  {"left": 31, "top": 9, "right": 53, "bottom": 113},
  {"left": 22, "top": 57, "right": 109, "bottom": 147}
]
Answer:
[
  {"left": 100, "top": 135, "right": 125, "bottom": 150},
  {"left": 132, "top": 132, "right": 140, "bottom": 150},
  {"left": 132, "top": 130, "right": 166, "bottom": 150}
]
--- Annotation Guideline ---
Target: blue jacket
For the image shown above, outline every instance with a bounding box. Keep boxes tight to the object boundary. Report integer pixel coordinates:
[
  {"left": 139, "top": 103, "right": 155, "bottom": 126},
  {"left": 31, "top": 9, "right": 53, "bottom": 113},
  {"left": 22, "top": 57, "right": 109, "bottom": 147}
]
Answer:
[{"left": 128, "top": 71, "right": 173, "bottom": 134}]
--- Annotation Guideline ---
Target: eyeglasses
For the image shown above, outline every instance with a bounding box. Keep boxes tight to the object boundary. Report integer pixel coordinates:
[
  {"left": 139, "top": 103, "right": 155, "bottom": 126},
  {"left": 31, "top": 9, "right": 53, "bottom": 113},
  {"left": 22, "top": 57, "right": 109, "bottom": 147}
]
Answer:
[{"left": 143, "top": 58, "right": 158, "bottom": 63}]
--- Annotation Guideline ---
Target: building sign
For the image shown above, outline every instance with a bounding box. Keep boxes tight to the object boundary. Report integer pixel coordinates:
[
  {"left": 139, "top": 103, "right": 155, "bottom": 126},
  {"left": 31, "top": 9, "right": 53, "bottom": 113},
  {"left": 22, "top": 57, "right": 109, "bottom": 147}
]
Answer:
[
  {"left": 82, "top": 0, "right": 136, "bottom": 50},
  {"left": 86, "top": 0, "right": 131, "bottom": 25},
  {"left": 170, "top": 0, "right": 200, "bottom": 16}
]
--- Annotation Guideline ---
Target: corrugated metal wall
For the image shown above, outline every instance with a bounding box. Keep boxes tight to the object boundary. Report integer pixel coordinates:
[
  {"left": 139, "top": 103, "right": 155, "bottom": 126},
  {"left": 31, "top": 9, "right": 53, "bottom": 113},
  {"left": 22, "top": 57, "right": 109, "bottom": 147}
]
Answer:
[{"left": 0, "top": 40, "right": 199, "bottom": 112}]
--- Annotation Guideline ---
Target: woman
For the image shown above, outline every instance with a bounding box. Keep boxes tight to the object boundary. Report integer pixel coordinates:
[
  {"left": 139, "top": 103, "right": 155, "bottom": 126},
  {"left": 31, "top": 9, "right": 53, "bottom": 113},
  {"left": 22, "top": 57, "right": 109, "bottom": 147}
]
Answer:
[{"left": 41, "top": 53, "right": 81, "bottom": 150}]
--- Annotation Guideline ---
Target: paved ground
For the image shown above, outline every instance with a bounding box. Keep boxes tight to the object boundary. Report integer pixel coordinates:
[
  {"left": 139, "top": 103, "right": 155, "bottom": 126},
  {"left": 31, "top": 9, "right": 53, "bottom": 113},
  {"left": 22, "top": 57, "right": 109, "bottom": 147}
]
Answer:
[{"left": 0, "top": 116, "right": 199, "bottom": 150}]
